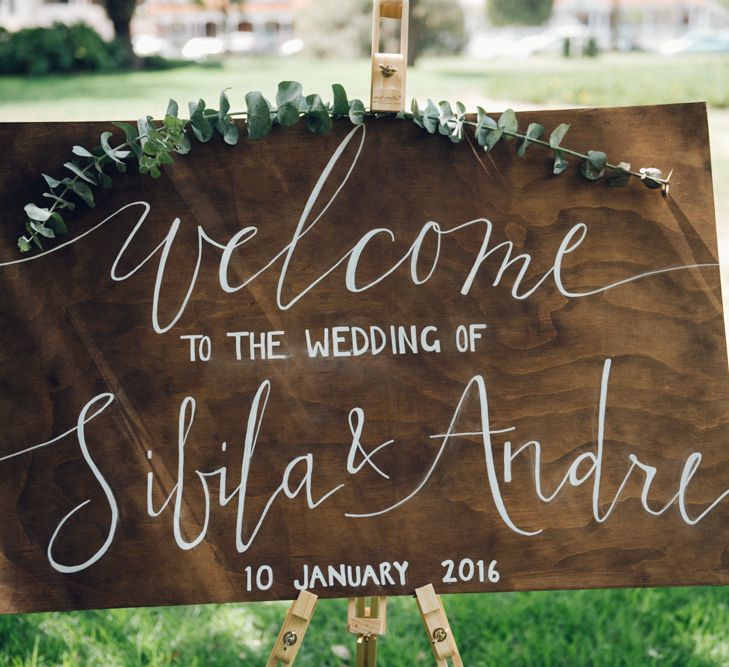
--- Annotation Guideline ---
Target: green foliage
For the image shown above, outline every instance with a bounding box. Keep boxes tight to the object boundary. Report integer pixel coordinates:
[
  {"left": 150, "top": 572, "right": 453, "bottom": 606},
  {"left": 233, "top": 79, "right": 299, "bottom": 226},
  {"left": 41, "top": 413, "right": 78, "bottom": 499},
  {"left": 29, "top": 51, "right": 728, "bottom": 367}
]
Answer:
[
  {"left": 581, "top": 150, "right": 608, "bottom": 180},
  {"left": 276, "top": 81, "right": 304, "bottom": 126},
  {"left": 0, "top": 22, "right": 184, "bottom": 75},
  {"left": 409, "top": 0, "right": 468, "bottom": 63},
  {"left": 295, "top": 0, "right": 371, "bottom": 59},
  {"left": 584, "top": 35, "right": 600, "bottom": 58},
  {"left": 487, "top": 0, "right": 553, "bottom": 26},
  {"left": 244, "top": 91, "right": 273, "bottom": 140},
  {"left": 0, "top": 23, "right": 125, "bottom": 75},
  {"left": 517, "top": 122, "right": 545, "bottom": 156},
  {"left": 1, "top": 587, "right": 729, "bottom": 665},
  {"left": 17, "top": 82, "right": 668, "bottom": 254},
  {"left": 296, "top": 0, "right": 465, "bottom": 63}
]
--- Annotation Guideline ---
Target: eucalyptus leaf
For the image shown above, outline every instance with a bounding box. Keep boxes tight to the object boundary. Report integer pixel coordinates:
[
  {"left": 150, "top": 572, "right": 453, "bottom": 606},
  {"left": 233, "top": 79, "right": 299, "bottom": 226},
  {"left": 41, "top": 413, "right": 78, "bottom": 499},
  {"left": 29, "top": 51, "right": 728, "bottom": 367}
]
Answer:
[
  {"left": 517, "top": 122, "right": 545, "bottom": 157},
  {"left": 166, "top": 99, "right": 179, "bottom": 118},
  {"left": 24, "top": 203, "right": 51, "bottom": 222},
  {"left": 25, "top": 227, "right": 43, "bottom": 250},
  {"left": 245, "top": 91, "right": 273, "bottom": 139},
  {"left": 423, "top": 99, "right": 439, "bottom": 134},
  {"left": 98, "top": 172, "right": 113, "bottom": 188},
  {"left": 348, "top": 99, "right": 365, "bottom": 125},
  {"left": 25, "top": 222, "right": 43, "bottom": 250},
  {"left": 332, "top": 84, "right": 349, "bottom": 116},
  {"left": 30, "top": 221, "right": 55, "bottom": 238},
  {"left": 164, "top": 115, "right": 185, "bottom": 133},
  {"left": 304, "top": 94, "right": 332, "bottom": 135},
  {"left": 550, "top": 123, "right": 570, "bottom": 149},
  {"left": 581, "top": 150, "right": 608, "bottom": 181},
  {"left": 100, "top": 131, "right": 125, "bottom": 164},
  {"left": 42, "top": 192, "right": 75, "bottom": 210},
  {"left": 498, "top": 109, "right": 518, "bottom": 138},
  {"left": 411, "top": 98, "right": 424, "bottom": 129},
  {"left": 450, "top": 119, "right": 464, "bottom": 143},
  {"left": 438, "top": 101, "right": 454, "bottom": 136},
  {"left": 553, "top": 150, "right": 569, "bottom": 175},
  {"left": 189, "top": 99, "right": 214, "bottom": 142},
  {"left": 223, "top": 122, "right": 239, "bottom": 145},
  {"left": 607, "top": 162, "right": 632, "bottom": 187},
  {"left": 483, "top": 127, "right": 503, "bottom": 152},
  {"left": 640, "top": 167, "right": 664, "bottom": 189},
  {"left": 48, "top": 212, "right": 68, "bottom": 234},
  {"left": 63, "top": 162, "right": 97, "bottom": 185},
  {"left": 113, "top": 122, "right": 142, "bottom": 158},
  {"left": 136, "top": 116, "right": 152, "bottom": 148},
  {"left": 275, "top": 81, "right": 303, "bottom": 126},
  {"left": 68, "top": 180, "right": 95, "bottom": 207},
  {"left": 218, "top": 90, "right": 230, "bottom": 121},
  {"left": 176, "top": 134, "right": 192, "bottom": 154},
  {"left": 475, "top": 107, "right": 498, "bottom": 148},
  {"left": 72, "top": 145, "right": 93, "bottom": 158},
  {"left": 42, "top": 173, "right": 63, "bottom": 190}
]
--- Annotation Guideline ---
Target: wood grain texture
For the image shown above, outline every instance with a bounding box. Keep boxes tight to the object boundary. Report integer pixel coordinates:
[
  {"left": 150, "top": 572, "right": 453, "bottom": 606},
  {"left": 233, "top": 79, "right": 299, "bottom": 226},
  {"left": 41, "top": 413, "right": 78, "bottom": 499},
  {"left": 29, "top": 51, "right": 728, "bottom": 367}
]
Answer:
[{"left": 0, "top": 103, "right": 727, "bottom": 614}]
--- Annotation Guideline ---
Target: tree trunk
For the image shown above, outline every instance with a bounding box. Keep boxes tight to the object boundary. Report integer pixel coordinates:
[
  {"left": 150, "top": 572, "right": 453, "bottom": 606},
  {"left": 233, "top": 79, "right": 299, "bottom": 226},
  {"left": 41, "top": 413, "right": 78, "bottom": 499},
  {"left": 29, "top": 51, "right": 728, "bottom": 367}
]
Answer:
[
  {"left": 609, "top": 0, "right": 620, "bottom": 51},
  {"left": 407, "top": 0, "right": 420, "bottom": 66},
  {"left": 103, "top": 0, "right": 139, "bottom": 67}
]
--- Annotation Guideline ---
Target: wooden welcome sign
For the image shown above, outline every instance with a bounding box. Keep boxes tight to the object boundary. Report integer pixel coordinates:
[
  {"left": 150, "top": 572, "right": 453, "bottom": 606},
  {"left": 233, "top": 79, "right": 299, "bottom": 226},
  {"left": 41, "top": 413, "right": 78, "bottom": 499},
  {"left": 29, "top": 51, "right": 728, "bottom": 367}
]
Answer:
[{"left": 0, "top": 102, "right": 727, "bottom": 615}]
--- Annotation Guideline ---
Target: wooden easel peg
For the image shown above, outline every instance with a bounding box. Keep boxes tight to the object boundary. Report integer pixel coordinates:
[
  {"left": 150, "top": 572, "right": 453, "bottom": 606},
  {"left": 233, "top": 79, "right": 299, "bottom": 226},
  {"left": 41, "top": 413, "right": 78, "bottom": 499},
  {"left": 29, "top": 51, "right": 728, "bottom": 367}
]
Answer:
[
  {"left": 415, "top": 584, "right": 463, "bottom": 667},
  {"left": 266, "top": 590, "right": 318, "bottom": 667},
  {"left": 370, "top": 0, "right": 409, "bottom": 112},
  {"left": 347, "top": 596, "right": 388, "bottom": 667}
]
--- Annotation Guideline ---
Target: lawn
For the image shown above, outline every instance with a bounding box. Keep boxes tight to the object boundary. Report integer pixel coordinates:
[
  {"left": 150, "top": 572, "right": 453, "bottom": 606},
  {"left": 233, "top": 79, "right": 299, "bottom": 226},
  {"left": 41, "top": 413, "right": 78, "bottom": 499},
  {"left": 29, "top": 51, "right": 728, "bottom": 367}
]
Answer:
[
  {"left": 1, "top": 53, "right": 729, "bottom": 665},
  {"left": 2, "top": 587, "right": 729, "bottom": 666},
  {"left": 1, "top": 53, "right": 729, "bottom": 120}
]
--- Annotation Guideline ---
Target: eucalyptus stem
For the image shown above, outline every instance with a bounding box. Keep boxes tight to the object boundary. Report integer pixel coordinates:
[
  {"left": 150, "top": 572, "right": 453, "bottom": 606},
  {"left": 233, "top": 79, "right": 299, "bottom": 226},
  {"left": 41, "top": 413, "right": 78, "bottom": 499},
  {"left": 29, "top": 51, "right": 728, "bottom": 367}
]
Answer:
[
  {"left": 458, "top": 119, "right": 656, "bottom": 181},
  {"left": 18, "top": 82, "right": 670, "bottom": 254}
]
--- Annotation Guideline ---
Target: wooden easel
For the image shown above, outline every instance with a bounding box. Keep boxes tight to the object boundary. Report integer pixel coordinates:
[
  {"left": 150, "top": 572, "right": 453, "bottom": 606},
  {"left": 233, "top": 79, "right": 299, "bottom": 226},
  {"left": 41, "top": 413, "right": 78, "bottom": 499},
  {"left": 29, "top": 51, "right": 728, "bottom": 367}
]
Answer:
[
  {"left": 266, "top": 584, "right": 463, "bottom": 667},
  {"left": 268, "top": 4, "right": 462, "bottom": 664},
  {"left": 370, "top": 0, "right": 409, "bottom": 112}
]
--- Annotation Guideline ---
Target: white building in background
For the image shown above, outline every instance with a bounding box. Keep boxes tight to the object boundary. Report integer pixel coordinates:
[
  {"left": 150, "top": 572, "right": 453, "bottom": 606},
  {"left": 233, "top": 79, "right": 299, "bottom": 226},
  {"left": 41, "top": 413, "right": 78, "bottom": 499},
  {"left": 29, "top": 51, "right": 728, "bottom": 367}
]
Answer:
[
  {"left": 465, "top": 0, "right": 729, "bottom": 58},
  {"left": 0, "top": 0, "right": 300, "bottom": 55},
  {"left": 0, "top": 0, "right": 113, "bottom": 38},
  {"left": 133, "top": 0, "right": 301, "bottom": 54},
  {"left": 552, "top": 0, "right": 729, "bottom": 49}
]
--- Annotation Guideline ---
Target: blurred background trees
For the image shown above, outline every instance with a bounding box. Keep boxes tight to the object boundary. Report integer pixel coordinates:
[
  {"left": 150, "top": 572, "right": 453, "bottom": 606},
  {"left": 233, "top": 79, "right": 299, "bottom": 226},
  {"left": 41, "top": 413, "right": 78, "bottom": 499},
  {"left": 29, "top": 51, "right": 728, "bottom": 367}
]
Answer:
[
  {"left": 408, "top": 0, "right": 466, "bottom": 64},
  {"left": 487, "top": 0, "right": 553, "bottom": 26},
  {"left": 102, "top": 0, "right": 138, "bottom": 63},
  {"left": 296, "top": 0, "right": 465, "bottom": 63}
]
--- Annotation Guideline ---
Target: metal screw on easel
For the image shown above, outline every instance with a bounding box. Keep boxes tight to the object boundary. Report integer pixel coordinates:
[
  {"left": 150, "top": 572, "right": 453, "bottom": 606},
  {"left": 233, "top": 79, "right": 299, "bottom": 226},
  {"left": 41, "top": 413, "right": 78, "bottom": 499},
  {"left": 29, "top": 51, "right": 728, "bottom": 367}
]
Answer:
[
  {"left": 283, "top": 630, "right": 298, "bottom": 650},
  {"left": 431, "top": 627, "right": 448, "bottom": 644}
]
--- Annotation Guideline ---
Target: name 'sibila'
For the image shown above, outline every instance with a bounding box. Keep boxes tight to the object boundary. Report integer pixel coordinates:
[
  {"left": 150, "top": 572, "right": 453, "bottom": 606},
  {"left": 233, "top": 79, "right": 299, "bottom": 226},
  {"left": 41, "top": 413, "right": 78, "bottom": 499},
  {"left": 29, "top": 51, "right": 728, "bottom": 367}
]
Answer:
[{"left": 1, "top": 123, "right": 725, "bottom": 582}]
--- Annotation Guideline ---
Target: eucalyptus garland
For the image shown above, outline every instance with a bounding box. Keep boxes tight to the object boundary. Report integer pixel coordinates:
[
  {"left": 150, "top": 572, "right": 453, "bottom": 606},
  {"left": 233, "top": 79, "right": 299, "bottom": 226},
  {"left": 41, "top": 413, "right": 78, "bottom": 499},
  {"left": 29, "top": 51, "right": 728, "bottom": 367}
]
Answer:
[{"left": 18, "top": 81, "right": 670, "bottom": 254}]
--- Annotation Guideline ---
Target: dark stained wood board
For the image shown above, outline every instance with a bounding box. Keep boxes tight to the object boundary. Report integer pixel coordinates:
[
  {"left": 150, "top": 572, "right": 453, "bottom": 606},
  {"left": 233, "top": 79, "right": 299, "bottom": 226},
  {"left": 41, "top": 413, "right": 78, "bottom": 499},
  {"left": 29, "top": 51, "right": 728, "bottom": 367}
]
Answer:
[{"left": 0, "top": 103, "right": 727, "bottom": 614}]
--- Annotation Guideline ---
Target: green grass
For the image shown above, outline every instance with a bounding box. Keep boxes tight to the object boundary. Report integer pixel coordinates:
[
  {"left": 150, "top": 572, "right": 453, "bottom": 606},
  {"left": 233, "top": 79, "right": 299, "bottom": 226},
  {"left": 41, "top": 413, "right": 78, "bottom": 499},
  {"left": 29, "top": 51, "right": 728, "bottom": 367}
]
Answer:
[
  {"left": 1, "top": 54, "right": 729, "bottom": 664},
  {"left": 1, "top": 53, "right": 729, "bottom": 122},
  {"left": 1, "top": 588, "right": 729, "bottom": 666}
]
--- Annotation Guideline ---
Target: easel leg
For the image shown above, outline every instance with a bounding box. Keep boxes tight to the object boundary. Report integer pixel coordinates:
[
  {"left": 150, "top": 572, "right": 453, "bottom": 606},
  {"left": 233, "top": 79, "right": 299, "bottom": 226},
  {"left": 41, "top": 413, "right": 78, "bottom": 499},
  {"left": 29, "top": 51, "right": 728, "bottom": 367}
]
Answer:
[
  {"left": 415, "top": 584, "right": 464, "bottom": 667},
  {"left": 266, "top": 590, "right": 318, "bottom": 667},
  {"left": 348, "top": 596, "right": 388, "bottom": 667}
]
